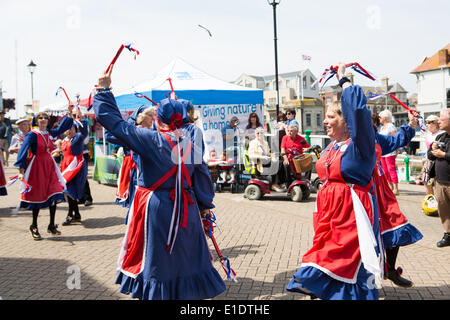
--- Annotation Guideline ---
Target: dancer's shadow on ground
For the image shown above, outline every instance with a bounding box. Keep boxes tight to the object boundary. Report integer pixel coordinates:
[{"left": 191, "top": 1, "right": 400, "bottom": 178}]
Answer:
[
  {"left": 45, "top": 232, "right": 124, "bottom": 244},
  {"left": 78, "top": 216, "right": 126, "bottom": 229},
  {"left": 0, "top": 256, "right": 121, "bottom": 300},
  {"left": 217, "top": 244, "right": 265, "bottom": 260}
]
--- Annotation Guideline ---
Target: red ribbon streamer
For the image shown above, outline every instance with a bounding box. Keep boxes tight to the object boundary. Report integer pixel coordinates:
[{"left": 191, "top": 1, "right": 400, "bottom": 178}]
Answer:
[
  {"left": 135, "top": 92, "right": 158, "bottom": 106},
  {"left": 105, "top": 44, "right": 139, "bottom": 73},
  {"left": 389, "top": 93, "right": 420, "bottom": 117},
  {"left": 57, "top": 87, "right": 71, "bottom": 104},
  {"left": 167, "top": 78, "right": 175, "bottom": 95}
]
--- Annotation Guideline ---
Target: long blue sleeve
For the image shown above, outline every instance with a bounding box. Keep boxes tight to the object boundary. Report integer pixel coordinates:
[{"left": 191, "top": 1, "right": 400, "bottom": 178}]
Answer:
[
  {"left": 70, "top": 119, "right": 89, "bottom": 156},
  {"left": 49, "top": 116, "right": 74, "bottom": 138},
  {"left": 376, "top": 124, "right": 416, "bottom": 156},
  {"left": 93, "top": 91, "right": 160, "bottom": 161},
  {"left": 104, "top": 130, "right": 131, "bottom": 155},
  {"left": 339, "top": 85, "right": 376, "bottom": 187},
  {"left": 341, "top": 85, "right": 375, "bottom": 160},
  {"left": 191, "top": 164, "right": 215, "bottom": 211},
  {"left": 14, "top": 132, "right": 36, "bottom": 169}
]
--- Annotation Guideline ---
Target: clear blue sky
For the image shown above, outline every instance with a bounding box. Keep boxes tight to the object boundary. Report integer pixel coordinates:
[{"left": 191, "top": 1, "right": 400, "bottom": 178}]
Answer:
[{"left": 0, "top": 0, "right": 449, "bottom": 115}]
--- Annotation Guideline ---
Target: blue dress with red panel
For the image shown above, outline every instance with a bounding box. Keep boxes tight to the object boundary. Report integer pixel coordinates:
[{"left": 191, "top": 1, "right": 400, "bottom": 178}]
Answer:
[
  {"left": 286, "top": 85, "right": 381, "bottom": 300},
  {"left": 94, "top": 91, "right": 226, "bottom": 300},
  {"left": 60, "top": 119, "right": 89, "bottom": 200},
  {"left": 14, "top": 117, "right": 74, "bottom": 209},
  {"left": 375, "top": 128, "right": 423, "bottom": 248}
]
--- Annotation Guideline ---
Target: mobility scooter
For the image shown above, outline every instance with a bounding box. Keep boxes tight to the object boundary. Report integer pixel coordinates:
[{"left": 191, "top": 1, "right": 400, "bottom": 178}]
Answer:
[{"left": 244, "top": 148, "right": 313, "bottom": 202}]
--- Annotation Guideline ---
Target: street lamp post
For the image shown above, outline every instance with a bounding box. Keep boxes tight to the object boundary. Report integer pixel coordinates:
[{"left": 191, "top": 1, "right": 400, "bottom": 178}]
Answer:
[
  {"left": 27, "top": 60, "right": 37, "bottom": 111},
  {"left": 268, "top": 0, "right": 281, "bottom": 118}
]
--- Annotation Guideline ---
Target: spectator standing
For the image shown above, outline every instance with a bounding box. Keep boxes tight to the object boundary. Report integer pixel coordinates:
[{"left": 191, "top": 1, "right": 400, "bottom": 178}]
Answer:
[
  {"left": 8, "top": 118, "right": 30, "bottom": 154},
  {"left": 244, "top": 112, "right": 263, "bottom": 147},
  {"left": 378, "top": 110, "right": 399, "bottom": 195},
  {"left": 284, "top": 108, "right": 299, "bottom": 127},
  {"left": 427, "top": 109, "right": 450, "bottom": 248},
  {"left": 0, "top": 111, "right": 14, "bottom": 167},
  {"left": 221, "top": 116, "right": 239, "bottom": 162},
  {"left": 422, "top": 115, "right": 444, "bottom": 194}
]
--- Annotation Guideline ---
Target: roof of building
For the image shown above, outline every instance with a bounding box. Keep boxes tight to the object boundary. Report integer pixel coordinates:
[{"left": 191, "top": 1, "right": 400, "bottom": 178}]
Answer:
[
  {"left": 262, "top": 70, "right": 310, "bottom": 81},
  {"left": 320, "top": 82, "right": 407, "bottom": 95},
  {"left": 246, "top": 74, "right": 265, "bottom": 81},
  {"left": 411, "top": 43, "right": 450, "bottom": 73},
  {"left": 389, "top": 82, "right": 407, "bottom": 93},
  {"left": 285, "top": 98, "right": 323, "bottom": 107}
]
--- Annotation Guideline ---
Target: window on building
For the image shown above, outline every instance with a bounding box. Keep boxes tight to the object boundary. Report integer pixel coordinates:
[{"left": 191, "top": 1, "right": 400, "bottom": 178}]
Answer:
[
  {"left": 282, "top": 97, "right": 286, "bottom": 104},
  {"left": 316, "top": 113, "right": 322, "bottom": 126},
  {"left": 306, "top": 113, "right": 311, "bottom": 127},
  {"left": 303, "top": 76, "right": 307, "bottom": 89},
  {"left": 447, "top": 89, "right": 450, "bottom": 108},
  {"left": 286, "top": 80, "right": 290, "bottom": 88}
]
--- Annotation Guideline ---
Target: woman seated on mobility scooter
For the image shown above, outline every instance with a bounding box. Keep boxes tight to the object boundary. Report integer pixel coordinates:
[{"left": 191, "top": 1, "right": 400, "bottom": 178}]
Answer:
[
  {"left": 248, "top": 127, "right": 279, "bottom": 179},
  {"left": 281, "top": 124, "right": 312, "bottom": 183}
]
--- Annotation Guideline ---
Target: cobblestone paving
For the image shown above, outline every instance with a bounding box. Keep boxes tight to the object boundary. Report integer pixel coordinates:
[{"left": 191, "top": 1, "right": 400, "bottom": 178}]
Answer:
[{"left": 0, "top": 159, "right": 448, "bottom": 300}]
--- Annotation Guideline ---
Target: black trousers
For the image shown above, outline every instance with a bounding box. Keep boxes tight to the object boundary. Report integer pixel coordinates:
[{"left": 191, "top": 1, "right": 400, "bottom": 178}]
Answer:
[{"left": 81, "top": 153, "right": 93, "bottom": 202}]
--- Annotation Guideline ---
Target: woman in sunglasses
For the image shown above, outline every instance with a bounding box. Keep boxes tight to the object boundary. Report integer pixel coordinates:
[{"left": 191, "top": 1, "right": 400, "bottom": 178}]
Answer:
[{"left": 423, "top": 115, "right": 444, "bottom": 195}]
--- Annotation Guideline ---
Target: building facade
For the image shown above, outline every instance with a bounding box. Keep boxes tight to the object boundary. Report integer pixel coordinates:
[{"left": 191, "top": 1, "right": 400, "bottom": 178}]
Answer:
[
  {"left": 234, "top": 69, "right": 321, "bottom": 133},
  {"left": 319, "top": 73, "right": 411, "bottom": 128},
  {"left": 234, "top": 69, "right": 318, "bottom": 107},
  {"left": 410, "top": 43, "right": 450, "bottom": 118}
]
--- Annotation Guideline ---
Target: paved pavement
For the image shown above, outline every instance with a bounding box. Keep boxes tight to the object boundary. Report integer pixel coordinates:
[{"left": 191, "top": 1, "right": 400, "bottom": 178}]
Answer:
[{"left": 0, "top": 158, "right": 449, "bottom": 300}]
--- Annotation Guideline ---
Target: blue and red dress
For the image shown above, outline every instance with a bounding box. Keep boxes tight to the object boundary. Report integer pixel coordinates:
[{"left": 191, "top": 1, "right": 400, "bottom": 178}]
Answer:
[
  {"left": 286, "top": 85, "right": 381, "bottom": 300},
  {"left": 94, "top": 91, "right": 226, "bottom": 300},
  {"left": 14, "top": 117, "right": 74, "bottom": 209},
  {"left": 375, "top": 128, "right": 423, "bottom": 248},
  {"left": 60, "top": 120, "right": 89, "bottom": 200}
]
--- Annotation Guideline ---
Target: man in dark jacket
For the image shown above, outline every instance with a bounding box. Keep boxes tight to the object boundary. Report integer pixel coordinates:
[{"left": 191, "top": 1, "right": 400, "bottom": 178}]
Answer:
[
  {"left": 0, "top": 110, "right": 14, "bottom": 167},
  {"left": 428, "top": 109, "right": 450, "bottom": 247}
]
